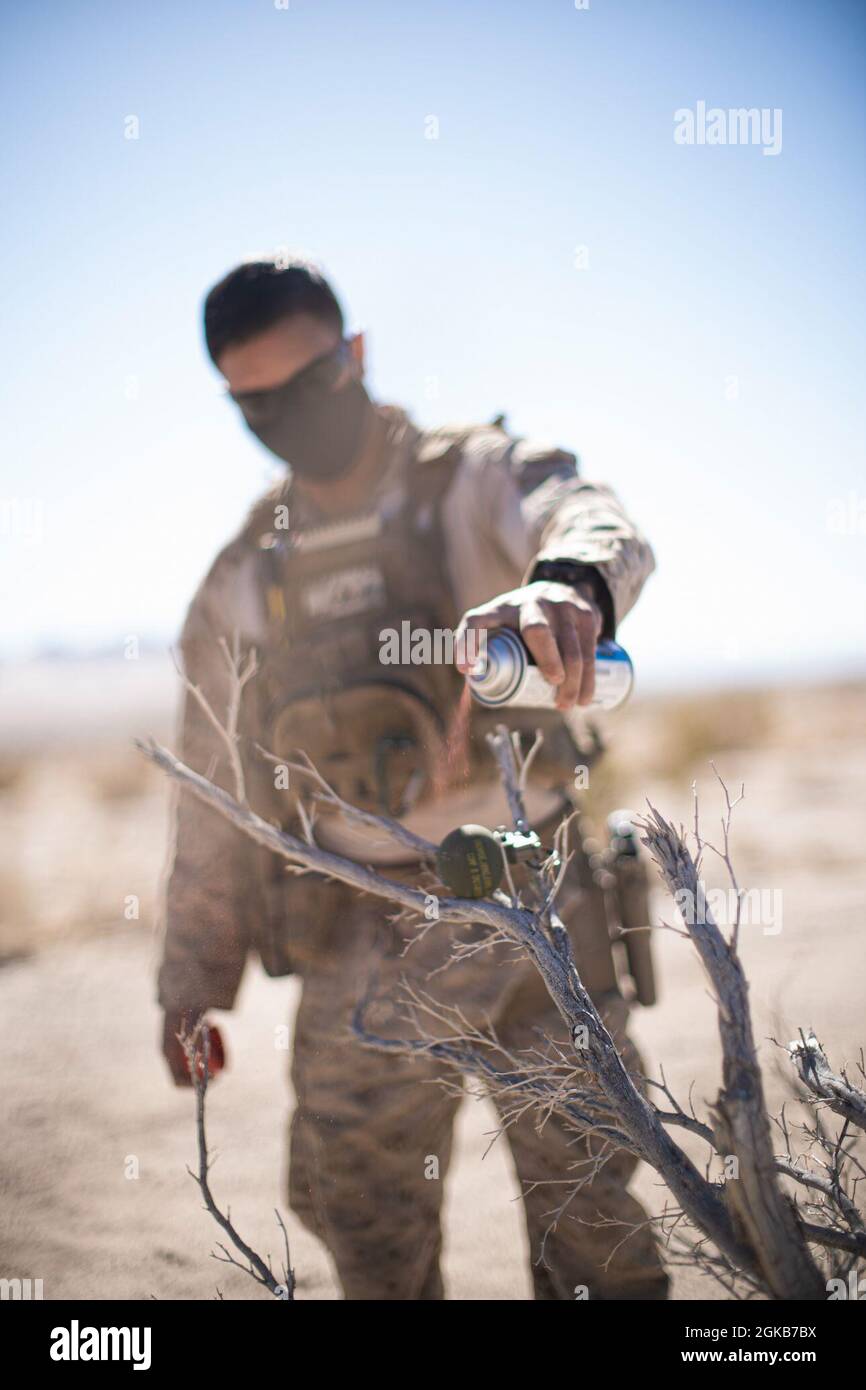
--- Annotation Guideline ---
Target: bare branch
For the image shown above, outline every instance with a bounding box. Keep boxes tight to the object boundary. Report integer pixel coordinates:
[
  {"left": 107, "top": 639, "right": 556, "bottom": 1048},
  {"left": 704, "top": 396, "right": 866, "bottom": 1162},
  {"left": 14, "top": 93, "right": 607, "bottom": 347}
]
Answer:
[
  {"left": 788, "top": 1032, "right": 866, "bottom": 1134},
  {"left": 184, "top": 1022, "right": 294, "bottom": 1301},
  {"left": 266, "top": 745, "right": 438, "bottom": 861},
  {"left": 173, "top": 636, "right": 256, "bottom": 804},
  {"left": 639, "top": 801, "right": 826, "bottom": 1300},
  {"left": 799, "top": 1223, "right": 866, "bottom": 1258}
]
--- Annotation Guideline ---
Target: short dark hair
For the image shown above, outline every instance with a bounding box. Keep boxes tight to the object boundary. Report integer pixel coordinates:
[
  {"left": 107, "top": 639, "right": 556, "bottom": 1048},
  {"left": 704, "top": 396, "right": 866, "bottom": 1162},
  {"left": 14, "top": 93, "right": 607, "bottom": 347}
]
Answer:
[{"left": 203, "top": 256, "right": 345, "bottom": 365}]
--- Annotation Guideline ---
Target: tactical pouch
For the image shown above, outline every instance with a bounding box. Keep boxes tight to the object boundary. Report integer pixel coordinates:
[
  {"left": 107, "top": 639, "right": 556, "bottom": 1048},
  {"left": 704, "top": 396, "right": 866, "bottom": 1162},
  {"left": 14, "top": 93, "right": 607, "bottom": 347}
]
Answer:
[
  {"left": 268, "top": 682, "right": 448, "bottom": 820},
  {"left": 613, "top": 853, "right": 657, "bottom": 1006}
]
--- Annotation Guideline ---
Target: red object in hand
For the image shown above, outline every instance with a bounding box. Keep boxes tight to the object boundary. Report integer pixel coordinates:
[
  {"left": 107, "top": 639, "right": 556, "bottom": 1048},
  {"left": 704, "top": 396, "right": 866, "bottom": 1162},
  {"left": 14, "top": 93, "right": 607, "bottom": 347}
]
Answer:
[
  {"left": 190, "top": 1024, "right": 226, "bottom": 1083},
  {"left": 162, "top": 1012, "right": 228, "bottom": 1087}
]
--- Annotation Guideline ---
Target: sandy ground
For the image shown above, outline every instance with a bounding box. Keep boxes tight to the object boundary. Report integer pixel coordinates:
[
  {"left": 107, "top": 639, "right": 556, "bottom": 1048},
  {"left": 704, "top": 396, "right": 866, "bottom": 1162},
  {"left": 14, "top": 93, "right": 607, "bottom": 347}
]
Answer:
[{"left": 1, "top": 658, "right": 864, "bottom": 1300}]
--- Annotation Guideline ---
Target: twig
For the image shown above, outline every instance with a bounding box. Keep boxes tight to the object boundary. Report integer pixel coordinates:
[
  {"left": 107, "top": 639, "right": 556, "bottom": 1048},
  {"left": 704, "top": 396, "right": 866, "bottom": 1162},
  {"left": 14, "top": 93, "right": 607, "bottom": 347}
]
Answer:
[
  {"left": 173, "top": 634, "right": 257, "bottom": 804},
  {"left": 256, "top": 745, "right": 437, "bottom": 861},
  {"left": 788, "top": 1032, "right": 866, "bottom": 1134},
  {"left": 184, "top": 1022, "right": 294, "bottom": 1300}
]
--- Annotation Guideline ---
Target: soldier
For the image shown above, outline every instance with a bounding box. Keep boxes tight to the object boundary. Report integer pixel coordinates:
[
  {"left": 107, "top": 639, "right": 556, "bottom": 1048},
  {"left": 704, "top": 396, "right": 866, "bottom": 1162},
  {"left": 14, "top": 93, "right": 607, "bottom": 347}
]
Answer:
[{"left": 158, "top": 256, "right": 667, "bottom": 1300}]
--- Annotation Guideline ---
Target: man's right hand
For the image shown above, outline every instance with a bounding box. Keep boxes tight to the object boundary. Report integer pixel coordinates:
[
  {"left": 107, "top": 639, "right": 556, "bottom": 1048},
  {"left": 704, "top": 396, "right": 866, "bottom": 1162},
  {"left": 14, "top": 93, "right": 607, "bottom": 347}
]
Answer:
[{"left": 161, "top": 1010, "right": 225, "bottom": 1087}]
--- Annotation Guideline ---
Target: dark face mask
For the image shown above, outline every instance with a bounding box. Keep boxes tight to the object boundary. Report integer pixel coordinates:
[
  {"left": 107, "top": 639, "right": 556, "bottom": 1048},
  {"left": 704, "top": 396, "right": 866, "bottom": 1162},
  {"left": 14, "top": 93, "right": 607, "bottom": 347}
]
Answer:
[{"left": 231, "top": 343, "right": 371, "bottom": 482}]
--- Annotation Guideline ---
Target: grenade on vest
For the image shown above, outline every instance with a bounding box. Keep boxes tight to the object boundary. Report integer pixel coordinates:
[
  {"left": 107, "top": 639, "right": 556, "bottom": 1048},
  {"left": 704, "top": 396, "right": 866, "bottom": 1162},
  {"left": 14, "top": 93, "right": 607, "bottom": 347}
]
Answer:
[{"left": 467, "top": 629, "right": 633, "bottom": 712}]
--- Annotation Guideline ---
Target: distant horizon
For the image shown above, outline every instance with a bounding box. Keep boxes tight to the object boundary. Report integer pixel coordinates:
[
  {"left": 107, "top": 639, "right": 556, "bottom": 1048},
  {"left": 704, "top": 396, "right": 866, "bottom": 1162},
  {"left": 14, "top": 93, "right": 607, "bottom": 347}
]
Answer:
[{"left": 3, "top": 639, "right": 864, "bottom": 701}]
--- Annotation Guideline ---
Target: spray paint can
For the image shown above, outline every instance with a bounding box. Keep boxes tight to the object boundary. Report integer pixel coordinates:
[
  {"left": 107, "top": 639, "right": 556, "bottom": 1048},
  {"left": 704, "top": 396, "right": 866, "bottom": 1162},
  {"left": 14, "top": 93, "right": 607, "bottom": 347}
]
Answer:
[{"left": 467, "top": 629, "right": 634, "bottom": 712}]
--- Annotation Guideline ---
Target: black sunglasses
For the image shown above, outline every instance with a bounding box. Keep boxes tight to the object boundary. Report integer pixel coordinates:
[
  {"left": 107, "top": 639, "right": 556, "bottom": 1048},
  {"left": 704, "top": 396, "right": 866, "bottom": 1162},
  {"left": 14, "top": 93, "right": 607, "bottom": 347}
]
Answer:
[{"left": 229, "top": 342, "right": 351, "bottom": 424}]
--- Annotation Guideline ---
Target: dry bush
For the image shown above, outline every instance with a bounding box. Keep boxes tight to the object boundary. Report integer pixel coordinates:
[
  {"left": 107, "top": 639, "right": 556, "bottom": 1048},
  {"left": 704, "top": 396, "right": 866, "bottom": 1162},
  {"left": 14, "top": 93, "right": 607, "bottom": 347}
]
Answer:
[{"left": 139, "top": 647, "right": 865, "bottom": 1301}]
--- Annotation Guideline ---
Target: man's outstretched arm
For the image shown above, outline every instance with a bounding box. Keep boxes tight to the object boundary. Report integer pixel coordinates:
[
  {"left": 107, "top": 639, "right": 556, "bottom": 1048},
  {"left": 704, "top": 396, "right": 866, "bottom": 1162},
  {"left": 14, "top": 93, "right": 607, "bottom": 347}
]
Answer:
[{"left": 451, "top": 431, "right": 656, "bottom": 709}]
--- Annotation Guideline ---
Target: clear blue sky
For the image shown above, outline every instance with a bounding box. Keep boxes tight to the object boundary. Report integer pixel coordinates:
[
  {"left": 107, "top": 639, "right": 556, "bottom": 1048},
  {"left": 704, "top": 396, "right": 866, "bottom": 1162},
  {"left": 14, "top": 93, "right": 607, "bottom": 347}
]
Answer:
[{"left": 2, "top": 0, "right": 864, "bottom": 689}]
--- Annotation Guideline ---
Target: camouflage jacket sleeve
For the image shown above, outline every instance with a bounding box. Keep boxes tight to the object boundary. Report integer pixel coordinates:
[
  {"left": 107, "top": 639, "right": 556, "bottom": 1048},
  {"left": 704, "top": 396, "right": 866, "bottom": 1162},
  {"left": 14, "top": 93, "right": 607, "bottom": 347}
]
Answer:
[
  {"left": 452, "top": 428, "right": 656, "bottom": 635},
  {"left": 156, "top": 546, "right": 265, "bottom": 1014}
]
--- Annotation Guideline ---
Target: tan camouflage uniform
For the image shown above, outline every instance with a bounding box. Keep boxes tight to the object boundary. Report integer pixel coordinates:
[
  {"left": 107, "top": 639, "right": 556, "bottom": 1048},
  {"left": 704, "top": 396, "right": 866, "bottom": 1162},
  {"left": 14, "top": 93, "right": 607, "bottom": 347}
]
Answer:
[{"left": 158, "top": 408, "right": 667, "bottom": 1299}]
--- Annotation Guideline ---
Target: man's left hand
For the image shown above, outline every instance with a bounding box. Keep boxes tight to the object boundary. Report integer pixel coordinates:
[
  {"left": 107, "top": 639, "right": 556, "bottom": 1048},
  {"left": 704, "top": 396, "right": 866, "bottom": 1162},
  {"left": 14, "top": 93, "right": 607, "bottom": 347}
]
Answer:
[{"left": 454, "top": 579, "right": 603, "bottom": 710}]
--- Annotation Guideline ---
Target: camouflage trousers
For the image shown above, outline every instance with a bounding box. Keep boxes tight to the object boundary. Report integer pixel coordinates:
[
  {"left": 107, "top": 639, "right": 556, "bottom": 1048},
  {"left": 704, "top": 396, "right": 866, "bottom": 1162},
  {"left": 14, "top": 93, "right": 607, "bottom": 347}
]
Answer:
[{"left": 286, "top": 843, "right": 669, "bottom": 1301}]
